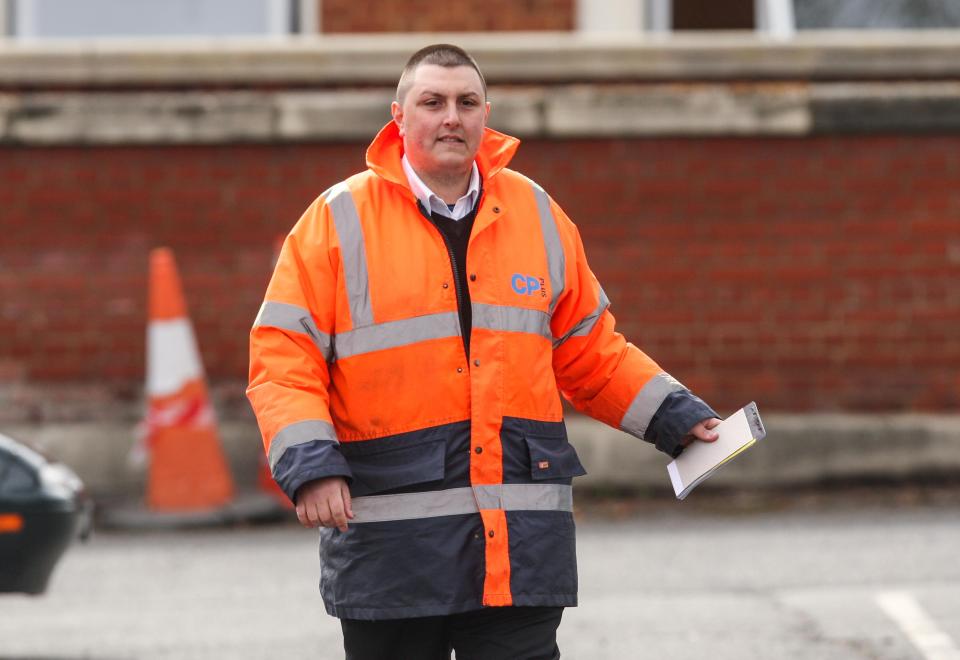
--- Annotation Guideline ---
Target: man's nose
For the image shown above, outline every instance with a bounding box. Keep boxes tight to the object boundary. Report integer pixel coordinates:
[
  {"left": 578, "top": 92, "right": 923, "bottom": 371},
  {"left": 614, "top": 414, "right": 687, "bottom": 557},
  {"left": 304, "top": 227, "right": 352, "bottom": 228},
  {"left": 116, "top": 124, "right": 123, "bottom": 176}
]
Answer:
[{"left": 442, "top": 102, "right": 461, "bottom": 125}]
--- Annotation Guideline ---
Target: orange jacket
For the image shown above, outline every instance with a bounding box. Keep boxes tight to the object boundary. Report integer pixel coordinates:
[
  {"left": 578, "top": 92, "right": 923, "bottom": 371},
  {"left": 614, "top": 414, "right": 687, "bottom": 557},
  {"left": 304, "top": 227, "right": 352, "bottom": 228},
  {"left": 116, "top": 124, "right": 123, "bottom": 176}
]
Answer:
[{"left": 248, "top": 122, "right": 714, "bottom": 619}]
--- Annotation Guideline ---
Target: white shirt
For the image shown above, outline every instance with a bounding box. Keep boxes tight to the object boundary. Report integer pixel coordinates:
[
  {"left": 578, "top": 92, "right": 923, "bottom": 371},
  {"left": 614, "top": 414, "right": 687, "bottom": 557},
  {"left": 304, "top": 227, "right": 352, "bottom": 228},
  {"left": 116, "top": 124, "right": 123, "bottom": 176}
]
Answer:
[{"left": 401, "top": 154, "right": 480, "bottom": 221}]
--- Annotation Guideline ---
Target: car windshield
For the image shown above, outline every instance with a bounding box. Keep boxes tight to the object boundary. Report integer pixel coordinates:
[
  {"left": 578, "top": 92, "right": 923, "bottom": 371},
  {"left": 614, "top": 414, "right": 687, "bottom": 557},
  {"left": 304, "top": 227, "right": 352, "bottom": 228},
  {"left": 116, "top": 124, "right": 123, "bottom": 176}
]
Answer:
[
  {"left": 0, "top": 454, "right": 38, "bottom": 495},
  {"left": 0, "top": 434, "right": 49, "bottom": 471}
]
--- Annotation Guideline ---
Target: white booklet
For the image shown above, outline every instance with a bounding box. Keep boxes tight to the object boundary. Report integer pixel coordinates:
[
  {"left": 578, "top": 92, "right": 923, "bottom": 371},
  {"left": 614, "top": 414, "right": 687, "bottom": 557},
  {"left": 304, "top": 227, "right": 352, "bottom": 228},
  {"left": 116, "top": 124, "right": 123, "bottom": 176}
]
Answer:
[{"left": 667, "top": 402, "right": 766, "bottom": 500}]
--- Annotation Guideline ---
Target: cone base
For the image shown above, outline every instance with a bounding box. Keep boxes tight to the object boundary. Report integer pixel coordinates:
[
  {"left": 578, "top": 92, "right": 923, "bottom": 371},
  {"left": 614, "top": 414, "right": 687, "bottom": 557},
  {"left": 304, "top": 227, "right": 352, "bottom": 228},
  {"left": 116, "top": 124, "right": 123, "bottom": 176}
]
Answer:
[{"left": 147, "top": 427, "right": 234, "bottom": 512}]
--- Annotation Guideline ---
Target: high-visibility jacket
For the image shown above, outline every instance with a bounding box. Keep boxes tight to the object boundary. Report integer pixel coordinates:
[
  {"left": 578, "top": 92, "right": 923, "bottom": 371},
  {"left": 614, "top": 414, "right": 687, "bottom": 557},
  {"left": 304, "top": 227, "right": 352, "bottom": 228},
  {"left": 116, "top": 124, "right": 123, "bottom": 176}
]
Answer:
[{"left": 248, "top": 121, "right": 714, "bottom": 620}]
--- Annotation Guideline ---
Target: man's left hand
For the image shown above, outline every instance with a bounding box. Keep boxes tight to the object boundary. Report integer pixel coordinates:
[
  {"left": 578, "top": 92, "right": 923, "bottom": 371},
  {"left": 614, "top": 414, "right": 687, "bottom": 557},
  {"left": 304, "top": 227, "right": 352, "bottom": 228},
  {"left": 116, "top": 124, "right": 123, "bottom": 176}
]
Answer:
[{"left": 681, "top": 417, "right": 721, "bottom": 447}]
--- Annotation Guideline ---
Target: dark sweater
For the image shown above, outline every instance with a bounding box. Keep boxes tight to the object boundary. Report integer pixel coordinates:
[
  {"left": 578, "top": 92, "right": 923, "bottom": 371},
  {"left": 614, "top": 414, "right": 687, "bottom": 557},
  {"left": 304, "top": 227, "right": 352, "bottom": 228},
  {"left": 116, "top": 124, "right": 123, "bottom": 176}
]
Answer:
[{"left": 421, "top": 201, "right": 478, "bottom": 359}]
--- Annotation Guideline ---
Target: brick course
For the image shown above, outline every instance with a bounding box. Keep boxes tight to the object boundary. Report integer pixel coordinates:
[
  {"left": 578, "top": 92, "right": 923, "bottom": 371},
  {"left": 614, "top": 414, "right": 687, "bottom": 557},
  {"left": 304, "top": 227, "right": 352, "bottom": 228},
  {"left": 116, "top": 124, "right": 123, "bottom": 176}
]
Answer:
[
  {"left": 321, "top": 0, "right": 574, "bottom": 32},
  {"left": 3, "top": 135, "right": 958, "bottom": 414}
]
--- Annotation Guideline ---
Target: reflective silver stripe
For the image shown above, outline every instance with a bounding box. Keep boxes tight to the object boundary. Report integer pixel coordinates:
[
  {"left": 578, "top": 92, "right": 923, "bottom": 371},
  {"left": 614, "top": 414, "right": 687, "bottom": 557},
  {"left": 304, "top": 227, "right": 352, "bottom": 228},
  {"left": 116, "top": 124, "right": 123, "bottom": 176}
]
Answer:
[
  {"left": 327, "top": 182, "right": 374, "bottom": 328},
  {"left": 473, "top": 483, "right": 573, "bottom": 512},
  {"left": 350, "top": 483, "right": 573, "bottom": 524},
  {"left": 254, "top": 300, "right": 332, "bottom": 362},
  {"left": 552, "top": 287, "right": 610, "bottom": 349},
  {"left": 532, "top": 182, "right": 565, "bottom": 314},
  {"left": 472, "top": 302, "right": 551, "bottom": 340},
  {"left": 335, "top": 312, "right": 460, "bottom": 360},
  {"left": 619, "top": 372, "right": 686, "bottom": 439},
  {"left": 269, "top": 419, "right": 338, "bottom": 470}
]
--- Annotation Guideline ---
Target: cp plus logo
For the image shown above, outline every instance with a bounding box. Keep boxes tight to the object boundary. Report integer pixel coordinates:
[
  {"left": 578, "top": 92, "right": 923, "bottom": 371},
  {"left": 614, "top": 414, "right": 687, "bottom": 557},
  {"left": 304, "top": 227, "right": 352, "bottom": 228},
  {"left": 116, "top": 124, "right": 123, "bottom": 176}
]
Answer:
[{"left": 511, "top": 274, "right": 547, "bottom": 298}]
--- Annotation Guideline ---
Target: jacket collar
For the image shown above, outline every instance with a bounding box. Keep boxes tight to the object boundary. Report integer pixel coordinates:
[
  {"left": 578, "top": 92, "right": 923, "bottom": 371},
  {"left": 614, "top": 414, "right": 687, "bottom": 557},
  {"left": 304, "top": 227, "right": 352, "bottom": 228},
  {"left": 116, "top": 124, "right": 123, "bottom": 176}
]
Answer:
[{"left": 365, "top": 121, "right": 520, "bottom": 190}]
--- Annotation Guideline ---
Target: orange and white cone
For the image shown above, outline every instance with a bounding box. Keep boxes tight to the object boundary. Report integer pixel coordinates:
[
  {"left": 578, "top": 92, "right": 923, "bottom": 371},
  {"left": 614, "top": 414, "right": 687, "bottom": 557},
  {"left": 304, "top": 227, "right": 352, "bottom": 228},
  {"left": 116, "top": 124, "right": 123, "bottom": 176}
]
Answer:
[
  {"left": 141, "top": 248, "right": 234, "bottom": 511},
  {"left": 257, "top": 234, "right": 294, "bottom": 508}
]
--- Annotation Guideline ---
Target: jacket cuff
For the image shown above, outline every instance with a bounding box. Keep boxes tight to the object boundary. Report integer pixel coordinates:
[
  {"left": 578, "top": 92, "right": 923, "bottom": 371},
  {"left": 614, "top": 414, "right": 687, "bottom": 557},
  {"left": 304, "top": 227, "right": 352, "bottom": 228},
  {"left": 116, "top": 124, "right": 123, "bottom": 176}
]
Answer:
[
  {"left": 644, "top": 390, "right": 719, "bottom": 458},
  {"left": 272, "top": 439, "right": 354, "bottom": 503}
]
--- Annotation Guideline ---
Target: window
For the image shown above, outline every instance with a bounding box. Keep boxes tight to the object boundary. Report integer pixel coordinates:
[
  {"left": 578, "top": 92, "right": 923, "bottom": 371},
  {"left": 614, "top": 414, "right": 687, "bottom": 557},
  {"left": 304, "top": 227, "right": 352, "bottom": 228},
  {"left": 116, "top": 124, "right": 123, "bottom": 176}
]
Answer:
[
  {"left": 671, "top": 0, "right": 755, "bottom": 30},
  {"left": 637, "top": 0, "right": 960, "bottom": 35},
  {"left": 795, "top": 0, "right": 960, "bottom": 29},
  {"left": 0, "top": 454, "right": 37, "bottom": 495},
  {"left": 575, "top": 0, "right": 795, "bottom": 37},
  {"left": 5, "top": 0, "right": 315, "bottom": 39}
]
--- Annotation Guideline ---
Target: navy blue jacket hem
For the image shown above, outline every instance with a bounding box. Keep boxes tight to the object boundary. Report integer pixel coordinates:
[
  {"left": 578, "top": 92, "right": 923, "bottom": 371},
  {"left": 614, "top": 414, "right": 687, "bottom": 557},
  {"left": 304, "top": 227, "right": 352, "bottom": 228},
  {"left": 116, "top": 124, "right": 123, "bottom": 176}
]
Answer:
[{"left": 325, "top": 594, "right": 578, "bottom": 620}]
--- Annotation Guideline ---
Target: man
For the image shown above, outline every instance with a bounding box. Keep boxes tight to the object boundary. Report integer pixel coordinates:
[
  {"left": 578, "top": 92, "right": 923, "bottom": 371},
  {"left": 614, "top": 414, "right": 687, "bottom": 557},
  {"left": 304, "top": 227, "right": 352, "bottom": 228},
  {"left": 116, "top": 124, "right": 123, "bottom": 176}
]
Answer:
[{"left": 248, "top": 44, "right": 720, "bottom": 659}]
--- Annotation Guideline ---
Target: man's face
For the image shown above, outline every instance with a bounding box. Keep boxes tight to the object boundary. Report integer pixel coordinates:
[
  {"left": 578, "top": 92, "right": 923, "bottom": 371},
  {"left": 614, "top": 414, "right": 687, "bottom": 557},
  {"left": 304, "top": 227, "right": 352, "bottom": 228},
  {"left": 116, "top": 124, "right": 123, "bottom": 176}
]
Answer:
[{"left": 391, "top": 64, "right": 490, "bottom": 180}]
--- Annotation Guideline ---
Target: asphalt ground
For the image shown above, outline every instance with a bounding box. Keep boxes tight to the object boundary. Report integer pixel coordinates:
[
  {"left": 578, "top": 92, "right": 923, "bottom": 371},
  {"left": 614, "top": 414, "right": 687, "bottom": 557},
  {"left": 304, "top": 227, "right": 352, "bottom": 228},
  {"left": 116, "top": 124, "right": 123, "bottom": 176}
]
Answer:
[{"left": 1, "top": 484, "right": 958, "bottom": 660}]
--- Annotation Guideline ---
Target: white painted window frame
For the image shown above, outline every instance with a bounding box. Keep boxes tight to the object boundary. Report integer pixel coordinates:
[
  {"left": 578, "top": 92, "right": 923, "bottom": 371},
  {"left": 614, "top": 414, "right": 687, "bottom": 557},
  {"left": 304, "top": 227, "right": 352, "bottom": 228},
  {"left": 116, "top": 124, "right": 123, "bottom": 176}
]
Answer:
[
  {"left": 576, "top": 0, "right": 645, "bottom": 32},
  {"left": 297, "top": 0, "right": 319, "bottom": 34},
  {"left": 646, "top": 0, "right": 672, "bottom": 32},
  {"left": 756, "top": 0, "right": 796, "bottom": 39},
  {"left": 265, "top": 0, "right": 292, "bottom": 36}
]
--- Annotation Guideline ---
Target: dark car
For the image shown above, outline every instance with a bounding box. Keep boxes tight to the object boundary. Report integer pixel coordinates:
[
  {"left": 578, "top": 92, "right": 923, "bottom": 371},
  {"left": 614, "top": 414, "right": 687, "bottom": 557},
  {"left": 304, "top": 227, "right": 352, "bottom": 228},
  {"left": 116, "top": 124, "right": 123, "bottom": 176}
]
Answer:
[{"left": 0, "top": 433, "right": 92, "bottom": 594}]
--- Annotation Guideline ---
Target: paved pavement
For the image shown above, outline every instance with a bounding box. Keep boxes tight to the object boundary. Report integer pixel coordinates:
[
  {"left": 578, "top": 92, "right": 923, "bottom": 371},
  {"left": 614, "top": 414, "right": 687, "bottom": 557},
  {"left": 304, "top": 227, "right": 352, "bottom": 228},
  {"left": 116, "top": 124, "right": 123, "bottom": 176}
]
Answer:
[{"left": 1, "top": 489, "right": 958, "bottom": 659}]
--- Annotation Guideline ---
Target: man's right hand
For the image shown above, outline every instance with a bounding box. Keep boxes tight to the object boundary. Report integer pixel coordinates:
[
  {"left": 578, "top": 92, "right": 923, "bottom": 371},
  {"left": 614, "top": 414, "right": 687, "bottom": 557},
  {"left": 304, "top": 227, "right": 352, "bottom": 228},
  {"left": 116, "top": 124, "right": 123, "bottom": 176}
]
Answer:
[{"left": 295, "top": 477, "right": 354, "bottom": 532}]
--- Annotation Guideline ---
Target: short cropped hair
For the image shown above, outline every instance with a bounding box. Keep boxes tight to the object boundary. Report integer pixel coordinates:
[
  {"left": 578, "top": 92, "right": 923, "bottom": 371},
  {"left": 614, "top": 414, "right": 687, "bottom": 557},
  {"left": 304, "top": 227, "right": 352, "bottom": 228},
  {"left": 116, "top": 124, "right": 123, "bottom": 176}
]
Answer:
[{"left": 396, "top": 44, "right": 487, "bottom": 104}]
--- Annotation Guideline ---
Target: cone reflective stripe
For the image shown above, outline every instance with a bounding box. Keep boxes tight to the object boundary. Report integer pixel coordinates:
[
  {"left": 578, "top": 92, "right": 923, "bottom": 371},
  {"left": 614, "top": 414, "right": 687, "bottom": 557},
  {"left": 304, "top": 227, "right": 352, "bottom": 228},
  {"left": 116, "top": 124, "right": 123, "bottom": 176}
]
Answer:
[
  {"left": 145, "top": 248, "right": 234, "bottom": 511},
  {"left": 257, "top": 234, "right": 295, "bottom": 508}
]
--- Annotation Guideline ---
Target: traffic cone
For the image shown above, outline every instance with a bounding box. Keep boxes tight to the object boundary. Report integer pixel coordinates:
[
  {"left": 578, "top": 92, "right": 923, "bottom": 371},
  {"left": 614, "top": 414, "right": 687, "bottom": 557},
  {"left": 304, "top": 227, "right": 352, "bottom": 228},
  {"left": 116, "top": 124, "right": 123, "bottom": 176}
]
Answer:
[
  {"left": 257, "top": 234, "right": 294, "bottom": 509},
  {"left": 142, "top": 248, "right": 234, "bottom": 511}
]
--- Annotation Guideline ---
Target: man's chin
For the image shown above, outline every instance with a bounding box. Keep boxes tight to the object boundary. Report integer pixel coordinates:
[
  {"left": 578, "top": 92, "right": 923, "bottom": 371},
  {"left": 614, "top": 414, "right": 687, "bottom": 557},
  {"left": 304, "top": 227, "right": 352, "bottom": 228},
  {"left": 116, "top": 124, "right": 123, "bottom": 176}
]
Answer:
[
  {"left": 435, "top": 145, "right": 471, "bottom": 158},
  {"left": 430, "top": 152, "right": 475, "bottom": 171}
]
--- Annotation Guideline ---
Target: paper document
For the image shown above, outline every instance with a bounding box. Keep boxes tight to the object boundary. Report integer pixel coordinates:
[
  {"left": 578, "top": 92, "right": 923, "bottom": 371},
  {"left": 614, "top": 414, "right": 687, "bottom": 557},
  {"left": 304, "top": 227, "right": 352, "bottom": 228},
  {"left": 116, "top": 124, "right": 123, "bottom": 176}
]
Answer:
[{"left": 667, "top": 402, "right": 766, "bottom": 500}]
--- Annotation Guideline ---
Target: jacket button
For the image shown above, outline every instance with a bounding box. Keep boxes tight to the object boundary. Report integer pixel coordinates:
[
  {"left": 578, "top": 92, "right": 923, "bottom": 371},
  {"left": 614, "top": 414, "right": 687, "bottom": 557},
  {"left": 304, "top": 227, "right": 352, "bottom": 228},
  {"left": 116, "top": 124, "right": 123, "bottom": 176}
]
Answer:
[
  {"left": 457, "top": 367, "right": 463, "bottom": 373},
  {"left": 493, "top": 207, "right": 501, "bottom": 214},
  {"left": 474, "top": 359, "right": 480, "bottom": 367},
  {"left": 469, "top": 274, "right": 477, "bottom": 282},
  {"left": 488, "top": 530, "right": 495, "bottom": 538},
  {"left": 474, "top": 446, "right": 483, "bottom": 454},
  {"left": 442, "top": 282, "right": 449, "bottom": 289}
]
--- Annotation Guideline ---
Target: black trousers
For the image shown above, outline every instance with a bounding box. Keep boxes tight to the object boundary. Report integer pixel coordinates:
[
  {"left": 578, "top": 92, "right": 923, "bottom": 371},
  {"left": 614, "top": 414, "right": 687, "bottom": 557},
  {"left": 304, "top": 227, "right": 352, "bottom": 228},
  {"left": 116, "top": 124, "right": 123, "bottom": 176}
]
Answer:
[{"left": 340, "top": 606, "right": 563, "bottom": 660}]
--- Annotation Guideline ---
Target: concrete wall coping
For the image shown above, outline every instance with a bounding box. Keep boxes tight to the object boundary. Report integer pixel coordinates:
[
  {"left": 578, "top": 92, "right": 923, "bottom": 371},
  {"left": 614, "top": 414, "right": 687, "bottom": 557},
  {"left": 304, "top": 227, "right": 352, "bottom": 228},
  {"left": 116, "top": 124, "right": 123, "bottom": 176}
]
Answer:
[
  {"left": 3, "top": 31, "right": 960, "bottom": 87},
  {"left": 4, "top": 80, "right": 960, "bottom": 145},
  {"left": 5, "top": 413, "right": 960, "bottom": 498}
]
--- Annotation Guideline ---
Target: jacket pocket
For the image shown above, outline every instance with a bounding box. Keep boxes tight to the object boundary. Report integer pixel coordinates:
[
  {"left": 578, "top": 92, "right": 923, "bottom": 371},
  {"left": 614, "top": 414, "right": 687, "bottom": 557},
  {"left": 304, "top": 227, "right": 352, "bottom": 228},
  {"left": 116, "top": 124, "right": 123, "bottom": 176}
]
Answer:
[
  {"left": 347, "top": 439, "right": 446, "bottom": 497},
  {"left": 525, "top": 433, "right": 587, "bottom": 481}
]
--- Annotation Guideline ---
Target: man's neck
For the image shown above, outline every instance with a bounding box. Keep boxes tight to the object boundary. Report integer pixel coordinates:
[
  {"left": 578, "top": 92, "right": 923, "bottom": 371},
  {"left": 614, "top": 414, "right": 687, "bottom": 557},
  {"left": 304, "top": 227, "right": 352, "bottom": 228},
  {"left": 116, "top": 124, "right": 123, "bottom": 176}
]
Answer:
[{"left": 414, "top": 166, "right": 472, "bottom": 205}]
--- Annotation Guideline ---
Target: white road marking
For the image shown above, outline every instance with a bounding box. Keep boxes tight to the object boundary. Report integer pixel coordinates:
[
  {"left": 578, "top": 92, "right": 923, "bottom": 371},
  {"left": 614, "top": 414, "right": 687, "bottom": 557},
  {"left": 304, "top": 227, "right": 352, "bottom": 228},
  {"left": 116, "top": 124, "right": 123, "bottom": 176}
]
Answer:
[{"left": 876, "top": 591, "right": 960, "bottom": 660}]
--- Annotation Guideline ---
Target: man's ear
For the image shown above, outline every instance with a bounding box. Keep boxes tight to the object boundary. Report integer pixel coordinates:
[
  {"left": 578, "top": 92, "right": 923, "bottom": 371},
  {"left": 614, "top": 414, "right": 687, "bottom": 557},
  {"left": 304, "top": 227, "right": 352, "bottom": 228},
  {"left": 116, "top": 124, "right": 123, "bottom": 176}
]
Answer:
[{"left": 391, "top": 101, "right": 404, "bottom": 137}]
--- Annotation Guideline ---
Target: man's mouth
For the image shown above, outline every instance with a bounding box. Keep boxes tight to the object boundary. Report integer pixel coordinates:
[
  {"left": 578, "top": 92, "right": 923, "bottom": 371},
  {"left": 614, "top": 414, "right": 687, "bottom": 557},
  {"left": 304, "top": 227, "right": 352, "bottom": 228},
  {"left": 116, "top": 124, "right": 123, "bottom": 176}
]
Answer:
[{"left": 438, "top": 135, "right": 465, "bottom": 144}]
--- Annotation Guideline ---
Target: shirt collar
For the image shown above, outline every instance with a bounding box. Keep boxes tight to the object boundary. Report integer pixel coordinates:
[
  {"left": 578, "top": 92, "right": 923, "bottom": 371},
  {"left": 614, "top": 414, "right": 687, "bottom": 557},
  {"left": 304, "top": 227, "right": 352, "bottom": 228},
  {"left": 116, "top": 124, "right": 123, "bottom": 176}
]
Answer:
[{"left": 401, "top": 155, "right": 480, "bottom": 220}]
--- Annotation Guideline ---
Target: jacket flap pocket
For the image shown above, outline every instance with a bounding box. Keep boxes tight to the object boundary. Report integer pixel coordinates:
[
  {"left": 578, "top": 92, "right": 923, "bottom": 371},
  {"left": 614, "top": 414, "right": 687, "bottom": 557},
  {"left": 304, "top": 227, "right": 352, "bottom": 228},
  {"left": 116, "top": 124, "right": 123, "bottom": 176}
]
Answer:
[
  {"left": 348, "top": 439, "right": 445, "bottom": 496},
  {"left": 525, "top": 434, "right": 587, "bottom": 481}
]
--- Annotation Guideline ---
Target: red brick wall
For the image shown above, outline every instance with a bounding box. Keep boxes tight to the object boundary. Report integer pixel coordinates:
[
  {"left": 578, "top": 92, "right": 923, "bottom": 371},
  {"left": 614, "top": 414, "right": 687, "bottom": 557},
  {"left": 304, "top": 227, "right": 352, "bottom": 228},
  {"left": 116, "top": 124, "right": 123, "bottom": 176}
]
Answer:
[
  {"left": 321, "top": 0, "right": 574, "bottom": 32},
  {"left": 2, "top": 136, "right": 958, "bottom": 413}
]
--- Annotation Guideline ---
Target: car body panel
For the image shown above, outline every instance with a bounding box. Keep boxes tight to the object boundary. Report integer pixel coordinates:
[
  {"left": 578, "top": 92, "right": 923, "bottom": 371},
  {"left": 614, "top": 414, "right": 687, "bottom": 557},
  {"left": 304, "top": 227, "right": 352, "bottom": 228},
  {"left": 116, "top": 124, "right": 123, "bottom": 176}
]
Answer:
[{"left": 0, "top": 433, "right": 91, "bottom": 594}]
